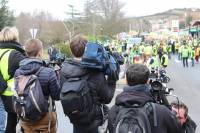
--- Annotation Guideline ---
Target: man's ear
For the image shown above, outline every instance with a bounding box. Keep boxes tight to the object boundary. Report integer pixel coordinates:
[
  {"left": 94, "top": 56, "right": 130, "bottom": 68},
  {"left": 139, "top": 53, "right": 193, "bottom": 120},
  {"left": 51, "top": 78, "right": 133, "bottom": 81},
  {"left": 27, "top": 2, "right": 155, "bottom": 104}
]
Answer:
[
  {"left": 38, "top": 49, "right": 43, "bottom": 59},
  {"left": 125, "top": 75, "right": 128, "bottom": 85},
  {"left": 147, "top": 79, "right": 150, "bottom": 84}
]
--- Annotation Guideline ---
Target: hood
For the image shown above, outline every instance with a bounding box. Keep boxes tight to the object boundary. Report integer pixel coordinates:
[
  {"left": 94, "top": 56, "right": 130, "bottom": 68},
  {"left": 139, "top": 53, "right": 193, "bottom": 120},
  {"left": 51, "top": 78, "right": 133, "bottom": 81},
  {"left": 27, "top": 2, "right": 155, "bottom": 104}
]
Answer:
[
  {"left": 16, "top": 58, "right": 43, "bottom": 75},
  {"left": 0, "top": 41, "right": 25, "bottom": 54},
  {"left": 116, "top": 85, "right": 154, "bottom": 107},
  {"left": 61, "top": 59, "right": 88, "bottom": 78}
]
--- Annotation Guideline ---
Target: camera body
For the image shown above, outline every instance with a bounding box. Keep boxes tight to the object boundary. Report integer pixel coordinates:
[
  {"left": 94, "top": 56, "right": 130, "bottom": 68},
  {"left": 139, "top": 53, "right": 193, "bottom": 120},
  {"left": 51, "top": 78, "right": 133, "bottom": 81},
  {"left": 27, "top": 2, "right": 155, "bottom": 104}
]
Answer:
[
  {"left": 149, "top": 69, "right": 172, "bottom": 109},
  {"left": 82, "top": 42, "right": 120, "bottom": 81}
]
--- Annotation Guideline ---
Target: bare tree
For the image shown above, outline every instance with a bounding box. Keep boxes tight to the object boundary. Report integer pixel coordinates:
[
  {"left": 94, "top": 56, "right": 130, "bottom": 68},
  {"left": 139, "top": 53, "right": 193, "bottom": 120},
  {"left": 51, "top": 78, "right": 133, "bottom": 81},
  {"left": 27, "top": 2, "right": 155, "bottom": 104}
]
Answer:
[
  {"left": 15, "top": 12, "right": 32, "bottom": 43},
  {"left": 81, "top": 0, "right": 126, "bottom": 38},
  {"left": 15, "top": 11, "right": 66, "bottom": 45}
]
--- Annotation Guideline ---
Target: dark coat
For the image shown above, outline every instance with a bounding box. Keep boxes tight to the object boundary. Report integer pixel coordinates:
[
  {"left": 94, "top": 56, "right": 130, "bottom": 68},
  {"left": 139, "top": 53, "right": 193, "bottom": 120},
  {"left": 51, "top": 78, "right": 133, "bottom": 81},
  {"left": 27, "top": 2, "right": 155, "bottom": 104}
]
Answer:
[
  {"left": 0, "top": 41, "right": 26, "bottom": 112},
  {"left": 60, "top": 59, "right": 116, "bottom": 132},
  {"left": 108, "top": 84, "right": 182, "bottom": 133},
  {"left": 181, "top": 116, "right": 197, "bottom": 133},
  {"left": 0, "top": 41, "right": 25, "bottom": 78},
  {"left": 14, "top": 58, "right": 60, "bottom": 100}
]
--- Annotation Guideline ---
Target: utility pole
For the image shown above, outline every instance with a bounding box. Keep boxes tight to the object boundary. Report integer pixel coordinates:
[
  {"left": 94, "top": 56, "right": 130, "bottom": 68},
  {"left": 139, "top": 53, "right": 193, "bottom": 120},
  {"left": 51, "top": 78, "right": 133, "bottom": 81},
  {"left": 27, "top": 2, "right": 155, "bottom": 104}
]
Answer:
[
  {"left": 68, "top": 4, "right": 74, "bottom": 19},
  {"left": 92, "top": 13, "right": 96, "bottom": 41},
  {"left": 66, "top": 4, "right": 81, "bottom": 19}
]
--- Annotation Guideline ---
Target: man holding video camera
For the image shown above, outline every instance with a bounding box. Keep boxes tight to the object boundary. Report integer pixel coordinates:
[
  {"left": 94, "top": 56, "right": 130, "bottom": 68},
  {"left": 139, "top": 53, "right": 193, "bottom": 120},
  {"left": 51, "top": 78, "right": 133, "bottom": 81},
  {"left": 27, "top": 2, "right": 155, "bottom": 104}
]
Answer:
[
  {"left": 60, "top": 35, "right": 117, "bottom": 133},
  {"left": 108, "top": 64, "right": 181, "bottom": 133}
]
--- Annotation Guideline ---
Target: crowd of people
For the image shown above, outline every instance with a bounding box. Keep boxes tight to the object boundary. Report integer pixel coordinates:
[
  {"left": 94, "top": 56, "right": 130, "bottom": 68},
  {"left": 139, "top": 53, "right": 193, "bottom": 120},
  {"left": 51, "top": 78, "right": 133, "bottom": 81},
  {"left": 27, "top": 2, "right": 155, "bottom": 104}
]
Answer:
[
  {"left": 0, "top": 26, "right": 197, "bottom": 133},
  {"left": 122, "top": 37, "right": 200, "bottom": 69}
]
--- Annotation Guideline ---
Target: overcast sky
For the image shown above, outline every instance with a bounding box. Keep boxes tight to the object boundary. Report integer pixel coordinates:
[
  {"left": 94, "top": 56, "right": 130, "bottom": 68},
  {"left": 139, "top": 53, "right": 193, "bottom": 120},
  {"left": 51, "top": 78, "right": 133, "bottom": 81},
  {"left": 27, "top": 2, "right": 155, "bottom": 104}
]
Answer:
[{"left": 8, "top": 0, "right": 200, "bottom": 19}]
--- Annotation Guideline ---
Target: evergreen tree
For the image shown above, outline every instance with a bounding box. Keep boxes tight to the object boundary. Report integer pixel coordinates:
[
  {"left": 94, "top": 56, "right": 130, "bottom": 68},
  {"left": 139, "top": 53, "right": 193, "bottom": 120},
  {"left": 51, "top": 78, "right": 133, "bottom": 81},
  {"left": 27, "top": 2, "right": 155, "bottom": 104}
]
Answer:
[{"left": 0, "top": 0, "right": 14, "bottom": 30}]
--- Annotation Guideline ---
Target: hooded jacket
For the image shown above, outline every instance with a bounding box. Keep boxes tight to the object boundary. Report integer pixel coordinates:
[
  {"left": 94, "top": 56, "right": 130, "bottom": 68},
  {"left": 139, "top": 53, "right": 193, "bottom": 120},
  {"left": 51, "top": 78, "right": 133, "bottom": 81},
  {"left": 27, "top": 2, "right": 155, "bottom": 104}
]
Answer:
[
  {"left": 60, "top": 59, "right": 116, "bottom": 132},
  {"left": 14, "top": 58, "right": 60, "bottom": 100},
  {"left": 108, "top": 84, "right": 182, "bottom": 133}
]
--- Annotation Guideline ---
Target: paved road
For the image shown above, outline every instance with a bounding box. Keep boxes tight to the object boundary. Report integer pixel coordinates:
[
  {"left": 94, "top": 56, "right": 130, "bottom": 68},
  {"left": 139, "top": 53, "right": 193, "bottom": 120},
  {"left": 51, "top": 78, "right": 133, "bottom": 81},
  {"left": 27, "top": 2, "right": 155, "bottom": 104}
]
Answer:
[
  {"left": 56, "top": 54, "right": 200, "bottom": 133},
  {"left": 167, "top": 55, "right": 200, "bottom": 132}
]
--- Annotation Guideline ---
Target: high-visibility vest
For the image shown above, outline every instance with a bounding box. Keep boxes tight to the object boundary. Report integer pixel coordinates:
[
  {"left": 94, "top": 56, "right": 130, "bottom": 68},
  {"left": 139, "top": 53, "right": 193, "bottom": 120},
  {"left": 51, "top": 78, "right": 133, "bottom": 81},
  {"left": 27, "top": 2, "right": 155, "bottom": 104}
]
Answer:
[
  {"left": 152, "top": 46, "right": 157, "bottom": 56},
  {"left": 149, "top": 56, "right": 159, "bottom": 68},
  {"left": 139, "top": 45, "right": 144, "bottom": 54},
  {"left": 161, "top": 54, "right": 168, "bottom": 66},
  {"left": 144, "top": 46, "right": 152, "bottom": 56},
  {"left": 191, "top": 50, "right": 195, "bottom": 58},
  {"left": 182, "top": 48, "right": 189, "bottom": 58},
  {"left": 0, "top": 49, "right": 14, "bottom": 96}
]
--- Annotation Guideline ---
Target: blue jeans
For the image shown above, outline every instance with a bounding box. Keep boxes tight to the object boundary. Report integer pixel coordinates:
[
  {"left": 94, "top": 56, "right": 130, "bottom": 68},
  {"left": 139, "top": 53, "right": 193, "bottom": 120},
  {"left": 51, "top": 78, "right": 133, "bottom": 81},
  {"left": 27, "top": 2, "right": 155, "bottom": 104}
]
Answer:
[
  {"left": 0, "top": 97, "right": 6, "bottom": 133},
  {"left": 191, "top": 58, "right": 194, "bottom": 66}
]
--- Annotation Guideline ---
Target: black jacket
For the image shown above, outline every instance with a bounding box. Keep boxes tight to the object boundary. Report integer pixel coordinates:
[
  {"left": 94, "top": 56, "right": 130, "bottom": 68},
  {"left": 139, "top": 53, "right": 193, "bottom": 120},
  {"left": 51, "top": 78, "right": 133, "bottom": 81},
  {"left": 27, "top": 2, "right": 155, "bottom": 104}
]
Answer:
[
  {"left": 0, "top": 41, "right": 26, "bottom": 78},
  {"left": 60, "top": 59, "right": 116, "bottom": 132},
  {"left": 14, "top": 58, "right": 60, "bottom": 100},
  {"left": 108, "top": 84, "right": 182, "bottom": 133},
  {"left": 181, "top": 116, "right": 197, "bottom": 133}
]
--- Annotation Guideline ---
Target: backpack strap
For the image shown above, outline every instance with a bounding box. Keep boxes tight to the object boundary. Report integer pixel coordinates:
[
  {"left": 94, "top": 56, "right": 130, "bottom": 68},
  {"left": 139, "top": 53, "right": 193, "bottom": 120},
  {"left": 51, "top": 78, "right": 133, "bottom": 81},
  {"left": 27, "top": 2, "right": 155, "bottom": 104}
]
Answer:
[
  {"left": 48, "top": 96, "right": 53, "bottom": 133},
  {"left": 35, "top": 67, "right": 45, "bottom": 76},
  {"left": 145, "top": 102, "right": 157, "bottom": 127}
]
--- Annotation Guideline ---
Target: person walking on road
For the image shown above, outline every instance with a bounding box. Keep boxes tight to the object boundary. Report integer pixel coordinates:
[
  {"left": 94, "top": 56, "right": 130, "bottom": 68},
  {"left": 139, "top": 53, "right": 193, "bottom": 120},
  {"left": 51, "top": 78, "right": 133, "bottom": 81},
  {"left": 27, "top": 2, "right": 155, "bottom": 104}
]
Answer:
[
  {"left": 108, "top": 64, "right": 182, "bottom": 133},
  {"left": 0, "top": 27, "right": 26, "bottom": 133},
  {"left": 190, "top": 47, "right": 195, "bottom": 67},
  {"left": 181, "top": 45, "right": 190, "bottom": 67},
  {"left": 161, "top": 52, "right": 169, "bottom": 68},
  {"left": 14, "top": 39, "right": 60, "bottom": 133},
  {"left": 60, "top": 35, "right": 117, "bottom": 133}
]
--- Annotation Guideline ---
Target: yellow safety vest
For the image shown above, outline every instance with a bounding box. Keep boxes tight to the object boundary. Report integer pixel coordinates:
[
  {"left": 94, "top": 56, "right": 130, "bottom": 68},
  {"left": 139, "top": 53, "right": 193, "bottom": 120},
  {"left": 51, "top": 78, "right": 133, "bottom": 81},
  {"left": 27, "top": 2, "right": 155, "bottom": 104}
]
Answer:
[
  {"left": 0, "top": 49, "right": 14, "bottom": 96},
  {"left": 144, "top": 46, "right": 152, "bottom": 56},
  {"left": 161, "top": 54, "right": 168, "bottom": 66}
]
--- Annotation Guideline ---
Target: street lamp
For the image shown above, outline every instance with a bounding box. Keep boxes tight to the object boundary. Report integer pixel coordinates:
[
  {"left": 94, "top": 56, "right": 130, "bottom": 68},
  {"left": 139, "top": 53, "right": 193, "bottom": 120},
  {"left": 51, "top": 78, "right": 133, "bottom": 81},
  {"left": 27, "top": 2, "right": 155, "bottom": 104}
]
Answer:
[{"left": 185, "top": 12, "right": 187, "bottom": 29}]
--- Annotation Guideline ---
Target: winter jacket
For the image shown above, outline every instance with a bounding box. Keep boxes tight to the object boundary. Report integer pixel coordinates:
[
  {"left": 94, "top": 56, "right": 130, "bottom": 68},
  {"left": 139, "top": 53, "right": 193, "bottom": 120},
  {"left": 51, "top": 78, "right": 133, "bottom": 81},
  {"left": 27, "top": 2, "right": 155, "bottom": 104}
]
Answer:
[
  {"left": 0, "top": 41, "right": 26, "bottom": 112},
  {"left": 60, "top": 59, "right": 116, "bottom": 132},
  {"left": 14, "top": 58, "right": 60, "bottom": 101},
  {"left": 108, "top": 84, "right": 182, "bottom": 133},
  {"left": 181, "top": 116, "right": 197, "bottom": 133},
  {"left": 0, "top": 41, "right": 25, "bottom": 78}
]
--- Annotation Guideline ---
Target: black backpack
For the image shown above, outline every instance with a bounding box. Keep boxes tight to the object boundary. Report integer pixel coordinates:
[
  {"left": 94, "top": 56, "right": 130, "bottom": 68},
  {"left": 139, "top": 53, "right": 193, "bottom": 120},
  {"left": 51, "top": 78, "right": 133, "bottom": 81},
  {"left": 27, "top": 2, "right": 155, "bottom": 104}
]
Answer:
[
  {"left": 13, "top": 67, "right": 49, "bottom": 122},
  {"left": 115, "top": 102, "right": 157, "bottom": 133},
  {"left": 60, "top": 73, "right": 94, "bottom": 123}
]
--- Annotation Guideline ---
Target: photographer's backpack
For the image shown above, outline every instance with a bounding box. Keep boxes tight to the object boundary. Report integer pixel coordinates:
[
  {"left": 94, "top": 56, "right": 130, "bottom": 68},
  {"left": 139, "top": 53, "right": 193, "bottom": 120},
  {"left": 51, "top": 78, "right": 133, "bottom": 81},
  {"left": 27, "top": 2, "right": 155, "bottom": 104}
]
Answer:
[
  {"left": 60, "top": 70, "right": 94, "bottom": 123},
  {"left": 115, "top": 102, "right": 157, "bottom": 133},
  {"left": 13, "top": 67, "right": 49, "bottom": 122}
]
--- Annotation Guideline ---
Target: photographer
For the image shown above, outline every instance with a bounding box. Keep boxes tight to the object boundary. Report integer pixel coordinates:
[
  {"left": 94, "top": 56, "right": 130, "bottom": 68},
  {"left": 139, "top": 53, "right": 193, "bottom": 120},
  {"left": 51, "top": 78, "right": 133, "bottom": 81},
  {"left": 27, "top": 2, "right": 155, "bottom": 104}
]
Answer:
[
  {"left": 60, "top": 35, "right": 116, "bottom": 133},
  {"left": 14, "top": 39, "right": 60, "bottom": 133},
  {"left": 108, "top": 64, "right": 181, "bottom": 133},
  {"left": 171, "top": 101, "right": 197, "bottom": 133}
]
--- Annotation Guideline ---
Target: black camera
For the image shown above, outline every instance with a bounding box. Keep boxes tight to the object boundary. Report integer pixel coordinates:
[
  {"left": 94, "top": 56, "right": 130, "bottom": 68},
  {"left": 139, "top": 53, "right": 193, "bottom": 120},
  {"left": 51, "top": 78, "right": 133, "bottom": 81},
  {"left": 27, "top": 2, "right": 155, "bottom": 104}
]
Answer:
[{"left": 150, "top": 80, "right": 173, "bottom": 109}]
